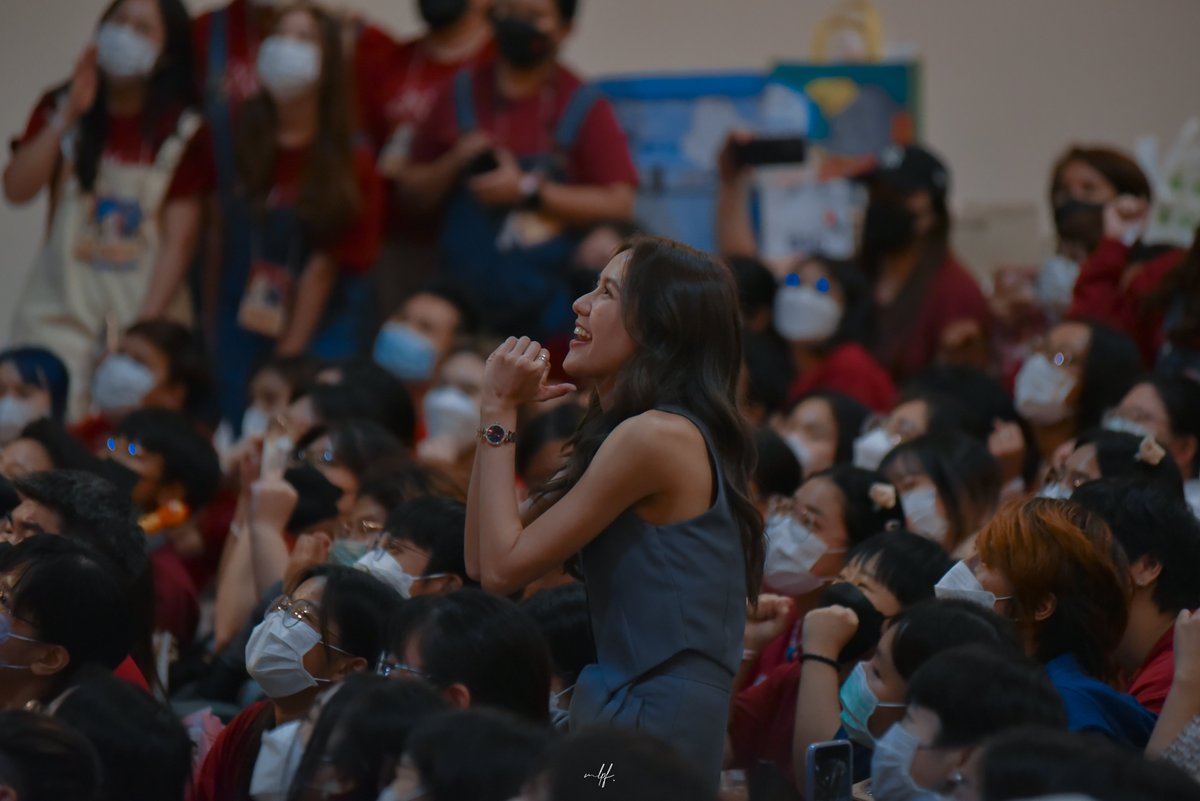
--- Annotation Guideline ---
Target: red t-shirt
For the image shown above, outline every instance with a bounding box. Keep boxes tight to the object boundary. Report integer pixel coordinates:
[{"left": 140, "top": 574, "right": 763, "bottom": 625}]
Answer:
[
  {"left": 730, "top": 658, "right": 803, "bottom": 782},
  {"left": 1068, "top": 238, "right": 1186, "bottom": 367},
  {"left": 1126, "top": 625, "right": 1174, "bottom": 715},
  {"left": 787, "top": 342, "right": 897, "bottom": 414},
  {"left": 189, "top": 700, "right": 271, "bottom": 801},
  {"left": 150, "top": 545, "right": 200, "bottom": 649},
  {"left": 192, "top": 0, "right": 263, "bottom": 109},
  {"left": 18, "top": 93, "right": 214, "bottom": 201},
  {"left": 873, "top": 254, "right": 990, "bottom": 383},
  {"left": 410, "top": 62, "right": 638, "bottom": 190},
  {"left": 115, "top": 654, "right": 151, "bottom": 691},
  {"left": 265, "top": 143, "right": 384, "bottom": 273}
]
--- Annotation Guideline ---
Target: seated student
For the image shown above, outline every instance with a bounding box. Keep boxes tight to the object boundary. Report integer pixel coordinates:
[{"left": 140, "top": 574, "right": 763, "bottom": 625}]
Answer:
[
  {"left": 960, "top": 498, "right": 1157, "bottom": 747},
  {"left": 776, "top": 391, "right": 871, "bottom": 480},
  {"left": 0, "top": 710, "right": 101, "bottom": 801},
  {"left": 286, "top": 368, "right": 416, "bottom": 447},
  {"left": 382, "top": 710, "right": 552, "bottom": 801},
  {"left": 1072, "top": 479, "right": 1200, "bottom": 714},
  {"left": 416, "top": 345, "right": 489, "bottom": 492},
  {"left": 730, "top": 532, "right": 952, "bottom": 781},
  {"left": 353, "top": 496, "right": 470, "bottom": 599},
  {"left": 516, "top": 402, "right": 585, "bottom": 499},
  {"left": 869, "top": 645, "right": 1067, "bottom": 801},
  {"left": 880, "top": 434, "right": 1002, "bottom": 557},
  {"left": 850, "top": 388, "right": 972, "bottom": 471},
  {"left": 192, "top": 566, "right": 399, "bottom": 801},
  {"left": 792, "top": 599, "right": 1018, "bottom": 788},
  {"left": 0, "top": 347, "right": 69, "bottom": 445},
  {"left": 522, "top": 582, "right": 596, "bottom": 729},
  {"left": 1, "top": 418, "right": 100, "bottom": 479},
  {"left": 291, "top": 420, "right": 406, "bottom": 519},
  {"left": 54, "top": 667, "right": 194, "bottom": 801},
  {"left": 380, "top": 588, "right": 553, "bottom": 725},
  {"left": 373, "top": 284, "right": 476, "bottom": 386},
  {"left": 750, "top": 427, "right": 803, "bottom": 517},
  {"left": 0, "top": 536, "right": 135, "bottom": 712},
  {"left": 1043, "top": 429, "right": 1184, "bottom": 500}
]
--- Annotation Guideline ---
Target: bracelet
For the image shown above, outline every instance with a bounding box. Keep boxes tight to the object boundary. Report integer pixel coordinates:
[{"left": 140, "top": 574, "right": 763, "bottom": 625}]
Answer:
[
  {"left": 741, "top": 648, "right": 759, "bottom": 663},
  {"left": 801, "top": 653, "right": 840, "bottom": 670}
]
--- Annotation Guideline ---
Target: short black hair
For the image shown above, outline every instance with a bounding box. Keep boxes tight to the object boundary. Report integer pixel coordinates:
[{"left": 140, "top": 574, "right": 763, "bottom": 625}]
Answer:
[
  {"left": 296, "top": 420, "right": 404, "bottom": 481},
  {"left": 290, "top": 565, "right": 402, "bottom": 670},
  {"left": 1074, "top": 320, "right": 1142, "bottom": 433},
  {"left": 405, "top": 709, "right": 551, "bottom": 801},
  {"left": 845, "top": 531, "right": 953, "bottom": 608},
  {"left": 907, "top": 646, "right": 1066, "bottom": 748},
  {"left": 1073, "top": 428, "right": 1185, "bottom": 498},
  {"left": 793, "top": 391, "right": 871, "bottom": 465},
  {"left": 815, "top": 465, "right": 906, "bottom": 548},
  {"left": 54, "top": 667, "right": 194, "bottom": 801},
  {"left": 0, "top": 710, "right": 101, "bottom": 801},
  {"left": 358, "top": 459, "right": 463, "bottom": 510},
  {"left": 306, "top": 358, "right": 417, "bottom": 446},
  {"left": 516, "top": 404, "right": 584, "bottom": 481},
  {"left": 385, "top": 497, "right": 469, "bottom": 579},
  {"left": 390, "top": 589, "right": 553, "bottom": 724},
  {"left": 15, "top": 418, "right": 100, "bottom": 473},
  {"left": 521, "top": 582, "right": 596, "bottom": 682},
  {"left": 0, "top": 537, "right": 134, "bottom": 679},
  {"left": 114, "top": 409, "right": 222, "bottom": 509},
  {"left": 1071, "top": 478, "right": 1200, "bottom": 613},
  {"left": 889, "top": 599, "right": 1019, "bottom": 682},
  {"left": 555, "top": 0, "right": 579, "bottom": 23},
  {"left": 727, "top": 255, "right": 777, "bottom": 320},
  {"left": 124, "top": 319, "right": 213, "bottom": 421},
  {"left": 753, "top": 426, "right": 802, "bottom": 499},
  {"left": 743, "top": 332, "right": 794, "bottom": 417},
  {"left": 1136, "top": 374, "right": 1200, "bottom": 477},
  {"left": 404, "top": 279, "right": 478, "bottom": 339}
]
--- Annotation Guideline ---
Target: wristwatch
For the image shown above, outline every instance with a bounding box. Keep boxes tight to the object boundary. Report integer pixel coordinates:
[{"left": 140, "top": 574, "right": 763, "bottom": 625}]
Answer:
[
  {"left": 519, "top": 171, "right": 544, "bottom": 210},
  {"left": 479, "top": 424, "right": 517, "bottom": 447}
]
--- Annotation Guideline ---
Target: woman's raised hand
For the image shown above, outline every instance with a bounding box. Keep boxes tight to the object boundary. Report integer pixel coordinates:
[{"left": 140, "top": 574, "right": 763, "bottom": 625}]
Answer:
[{"left": 483, "top": 337, "right": 576, "bottom": 410}]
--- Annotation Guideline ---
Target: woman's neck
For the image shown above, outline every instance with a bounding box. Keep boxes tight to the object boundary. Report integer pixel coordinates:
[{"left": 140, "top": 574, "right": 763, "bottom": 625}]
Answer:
[
  {"left": 424, "top": 15, "right": 491, "bottom": 62},
  {"left": 105, "top": 80, "right": 148, "bottom": 117},
  {"left": 497, "top": 59, "right": 556, "bottom": 99},
  {"left": 272, "top": 691, "right": 316, "bottom": 726},
  {"left": 873, "top": 246, "right": 922, "bottom": 307},
  {"left": 275, "top": 94, "right": 319, "bottom": 149}
]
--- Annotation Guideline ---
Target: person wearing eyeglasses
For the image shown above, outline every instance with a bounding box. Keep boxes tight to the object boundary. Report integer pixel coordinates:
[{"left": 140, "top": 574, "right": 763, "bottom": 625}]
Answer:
[
  {"left": 353, "top": 497, "right": 469, "bottom": 599},
  {"left": 192, "top": 564, "right": 400, "bottom": 801}
]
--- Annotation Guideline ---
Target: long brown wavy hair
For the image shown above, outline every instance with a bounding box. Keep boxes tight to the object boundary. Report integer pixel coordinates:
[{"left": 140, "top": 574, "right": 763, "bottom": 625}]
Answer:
[
  {"left": 234, "top": 1, "right": 360, "bottom": 248},
  {"left": 544, "top": 237, "right": 765, "bottom": 601}
]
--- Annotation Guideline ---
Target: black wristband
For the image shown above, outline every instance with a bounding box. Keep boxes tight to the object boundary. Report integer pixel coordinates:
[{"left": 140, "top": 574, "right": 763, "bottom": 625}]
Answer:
[{"left": 801, "top": 653, "right": 840, "bottom": 670}]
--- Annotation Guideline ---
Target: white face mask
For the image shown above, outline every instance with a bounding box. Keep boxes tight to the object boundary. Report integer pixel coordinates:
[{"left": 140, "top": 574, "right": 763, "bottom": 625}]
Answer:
[
  {"left": 245, "top": 610, "right": 325, "bottom": 698},
  {"left": 1102, "top": 414, "right": 1153, "bottom": 439},
  {"left": 1014, "top": 353, "right": 1077, "bottom": 426},
  {"left": 1037, "top": 482, "right": 1073, "bottom": 500},
  {"left": 1036, "top": 255, "right": 1082, "bottom": 313},
  {"left": 91, "top": 354, "right": 156, "bottom": 414},
  {"left": 763, "top": 514, "right": 844, "bottom": 596},
  {"left": 354, "top": 548, "right": 449, "bottom": 600},
  {"left": 0, "top": 397, "right": 40, "bottom": 444},
  {"left": 900, "top": 487, "right": 949, "bottom": 546},
  {"left": 95, "top": 22, "right": 159, "bottom": 79},
  {"left": 257, "top": 36, "right": 321, "bottom": 101},
  {"left": 422, "top": 386, "right": 480, "bottom": 452},
  {"left": 853, "top": 428, "right": 899, "bottom": 471},
  {"left": 783, "top": 433, "right": 813, "bottom": 474},
  {"left": 549, "top": 683, "right": 574, "bottom": 730},
  {"left": 871, "top": 723, "right": 948, "bottom": 801},
  {"left": 248, "top": 719, "right": 305, "bottom": 801},
  {"left": 242, "top": 406, "right": 272, "bottom": 440},
  {"left": 934, "top": 561, "right": 1011, "bottom": 610},
  {"left": 774, "top": 285, "right": 843, "bottom": 342}
]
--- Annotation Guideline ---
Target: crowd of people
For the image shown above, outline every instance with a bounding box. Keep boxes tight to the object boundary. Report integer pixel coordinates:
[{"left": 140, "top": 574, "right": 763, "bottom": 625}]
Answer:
[{"left": 2, "top": 0, "right": 1200, "bottom": 799}]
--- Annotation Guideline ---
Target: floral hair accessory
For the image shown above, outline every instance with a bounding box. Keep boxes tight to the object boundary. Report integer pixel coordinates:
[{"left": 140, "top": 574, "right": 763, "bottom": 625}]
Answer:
[
  {"left": 1137, "top": 436, "right": 1166, "bottom": 467},
  {"left": 869, "top": 482, "right": 897, "bottom": 511}
]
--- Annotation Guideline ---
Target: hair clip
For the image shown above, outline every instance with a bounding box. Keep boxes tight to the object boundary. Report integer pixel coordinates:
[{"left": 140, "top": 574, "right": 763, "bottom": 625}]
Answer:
[
  {"left": 1137, "top": 436, "right": 1166, "bottom": 467},
  {"left": 869, "top": 483, "right": 897, "bottom": 511}
]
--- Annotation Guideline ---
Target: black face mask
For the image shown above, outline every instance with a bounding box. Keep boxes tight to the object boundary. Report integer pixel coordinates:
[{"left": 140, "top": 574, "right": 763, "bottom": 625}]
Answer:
[
  {"left": 1053, "top": 197, "right": 1105, "bottom": 252},
  {"left": 861, "top": 197, "right": 918, "bottom": 257},
  {"left": 492, "top": 15, "right": 555, "bottom": 70},
  {"left": 283, "top": 465, "right": 343, "bottom": 533},
  {"left": 418, "top": 0, "right": 469, "bottom": 30},
  {"left": 816, "top": 581, "right": 886, "bottom": 665}
]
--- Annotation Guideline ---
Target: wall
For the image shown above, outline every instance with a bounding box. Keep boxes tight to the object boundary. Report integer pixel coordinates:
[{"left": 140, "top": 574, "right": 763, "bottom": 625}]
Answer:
[{"left": 2, "top": 0, "right": 1198, "bottom": 331}]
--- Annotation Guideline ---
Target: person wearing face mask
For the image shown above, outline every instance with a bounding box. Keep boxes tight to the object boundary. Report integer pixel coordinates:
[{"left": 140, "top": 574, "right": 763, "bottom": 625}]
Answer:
[
  {"left": 211, "top": 2, "right": 385, "bottom": 430},
  {"left": 773, "top": 257, "right": 897, "bottom": 414},
  {"left": 730, "top": 532, "right": 951, "bottom": 784},
  {"left": 852, "top": 388, "right": 973, "bottom": 472},
  {"left": 869, "top": 646, "right": 1067, "bottom": 801},
  {"left": 415, "top": 347, "right": 487, "bottom": 491},
  {"left": 373, "top": 284, "right": 474, "bottom": 389},
  {"left": 407, "top": 0, "right": 638, "bottom": 337},
  {"left": 353, "top": 0, "right": 496, "bottom": 325},
  {"left": 0, "top": 349, "right": 68, "bottom": 447},
  {"left": 1012, "top": 320, "right": 1141, "bottom": 461},
  {"left": 5, "top": 0, "right": 213, "bottom": 423},
  {"left": 522, "top": 582, "right": 595, "bottom": 731},
  {"left": 1042, "top": 429, "right": 1184, "bottom": 502},
  {"left": 792, "top": 599, "right": 1018, "bottom": 789},
  {"left": 1049, "top": 146, "right": 1188, "bottom": 368},
  {"left": 963, "top": 498, "right": 1157, "bottom": 747},
  {"left": 353, "top": 497, "right": 470, "bottom": 600},
  {"left": 854, "top": 145, "right": 989, "bottom": 384},
  {"left": 777, "top": 391, "right": 871, "bottom": 480},
  {"left": 192, "top": 565, "right": 400, "bottom": 801}
]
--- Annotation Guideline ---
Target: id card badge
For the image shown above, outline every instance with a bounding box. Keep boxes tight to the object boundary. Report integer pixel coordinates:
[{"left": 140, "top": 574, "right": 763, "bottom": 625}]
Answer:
[
  {"left": 237, "top": 260, "right": 294, "bottom": 338},
  {"left": 74, "top": 195, "right": 146, "bottom": 271}
]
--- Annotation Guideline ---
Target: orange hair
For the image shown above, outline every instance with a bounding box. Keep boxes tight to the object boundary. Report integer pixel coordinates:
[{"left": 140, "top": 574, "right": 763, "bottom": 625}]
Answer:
[{"left": 977, "top": 498, "right": 1130, "bottom": 680}]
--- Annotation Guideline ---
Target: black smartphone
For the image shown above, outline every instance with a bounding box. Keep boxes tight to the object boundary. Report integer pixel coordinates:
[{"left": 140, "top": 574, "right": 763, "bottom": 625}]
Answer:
[
  {"left": 806, "top": 740, "right": 854, "bottom": 801},
  {"left": 732, "top": 136, "right": 808, "bottom": 168},
  {"left": 465, "top": 150, "right": 501, "bottom": 176}
]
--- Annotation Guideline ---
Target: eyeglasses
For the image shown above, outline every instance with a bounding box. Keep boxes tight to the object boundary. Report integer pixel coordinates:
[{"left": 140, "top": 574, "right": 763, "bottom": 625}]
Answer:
[
  {"left": 266, "top": 596, "right": 355, "bottom": 656},
  {"left": 1030, "top": 338, "right": 1080, "bottom": 369},
  {"left": 289, "top": 445, "right": 339, "bottom": 470},
  {"left": 338, "top": 518, "right": 385, "bottom": 543},
  {"left": 377, "top": 654, "right": 431, "bottom": 681},
  {"left": 1043, "top": 467, "right": 1091, "bottom": 491}
]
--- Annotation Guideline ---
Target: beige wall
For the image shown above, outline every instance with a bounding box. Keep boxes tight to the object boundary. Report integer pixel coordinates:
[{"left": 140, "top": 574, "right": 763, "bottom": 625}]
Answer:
[{"left": 2, "top": 0, "right": 1198, "bottom": 330}]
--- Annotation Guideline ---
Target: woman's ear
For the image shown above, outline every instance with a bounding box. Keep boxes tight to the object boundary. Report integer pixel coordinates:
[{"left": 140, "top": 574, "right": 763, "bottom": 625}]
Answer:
[
  {"left": 442, "top": 683, "right": 471, "bottom": 710},
  {"left": 1033, "top": 593, "right": 1057, "bottom": 623},
  {"left": 28, "top": 643, "right": 70, "bottom": 678},
  {"left": 333, "top": 654, "right": 367, "bottom": 680}
]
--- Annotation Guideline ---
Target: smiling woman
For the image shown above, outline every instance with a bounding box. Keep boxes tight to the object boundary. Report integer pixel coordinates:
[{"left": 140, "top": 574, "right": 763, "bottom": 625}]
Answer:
[{"left": 466, "top": 236, "right": 761, "bottom": 786}]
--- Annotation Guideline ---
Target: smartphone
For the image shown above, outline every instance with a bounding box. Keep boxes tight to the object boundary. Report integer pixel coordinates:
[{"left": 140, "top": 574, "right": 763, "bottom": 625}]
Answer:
[
  {"left": 465, "top": 150, "right": 501, "bottom": 176},
  {"left": 806, "top": 740, "right": 854, "bottom": 801},
  {"left": 259, "top": 417, "right": 293, "bottom": 482},
  {"left": 732, "top": 136, "right": 808, "bottom": 168}
]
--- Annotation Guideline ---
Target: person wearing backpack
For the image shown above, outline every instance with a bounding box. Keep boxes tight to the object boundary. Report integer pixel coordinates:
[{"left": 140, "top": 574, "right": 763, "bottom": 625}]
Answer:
[{"left": 406, "top": 0, "right": 637, "bottom": 339}]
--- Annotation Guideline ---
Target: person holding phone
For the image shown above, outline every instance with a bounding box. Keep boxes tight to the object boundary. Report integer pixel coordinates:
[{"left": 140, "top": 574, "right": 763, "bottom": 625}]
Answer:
[{"left": 466, "top": 237, "right": 762, "bottom": 786}]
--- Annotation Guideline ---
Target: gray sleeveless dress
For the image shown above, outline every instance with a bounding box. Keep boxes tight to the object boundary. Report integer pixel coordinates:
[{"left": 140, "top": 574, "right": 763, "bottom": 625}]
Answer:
[{"left": 568, "top": 407, "right": 748, "bottom": 786}]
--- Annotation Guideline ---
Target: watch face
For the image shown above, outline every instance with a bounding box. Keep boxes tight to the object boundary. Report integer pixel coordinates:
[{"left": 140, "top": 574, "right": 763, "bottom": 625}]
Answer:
[{"left": 484, "top": 424, "right": 507, "bottom": 446}]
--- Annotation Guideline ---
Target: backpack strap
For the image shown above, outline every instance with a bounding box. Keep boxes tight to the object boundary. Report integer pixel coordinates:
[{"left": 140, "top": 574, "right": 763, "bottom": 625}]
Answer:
[
  {"left": 553, "top": 83, "right": 603, "bottom": 153},
  {"left": 205, "top": 7, "right": 237, "bottom": 196},
  {"left": 452, "top": 69, "right": 478, "bottom": 135}
]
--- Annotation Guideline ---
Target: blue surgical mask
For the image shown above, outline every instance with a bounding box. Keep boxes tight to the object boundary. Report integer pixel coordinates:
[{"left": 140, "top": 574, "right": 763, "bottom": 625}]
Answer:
[
  {"left": 0, "top": 612, "right": 43, "bottom": 670},
  {"left": 329, "top": 538, "right": 371, "bottom": 567},
  {"left": 373, "top": 323, "right": 437, "bottom": 382},
  {"left": 839, "top": 662, "right": 905, "bottom": 748}
]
